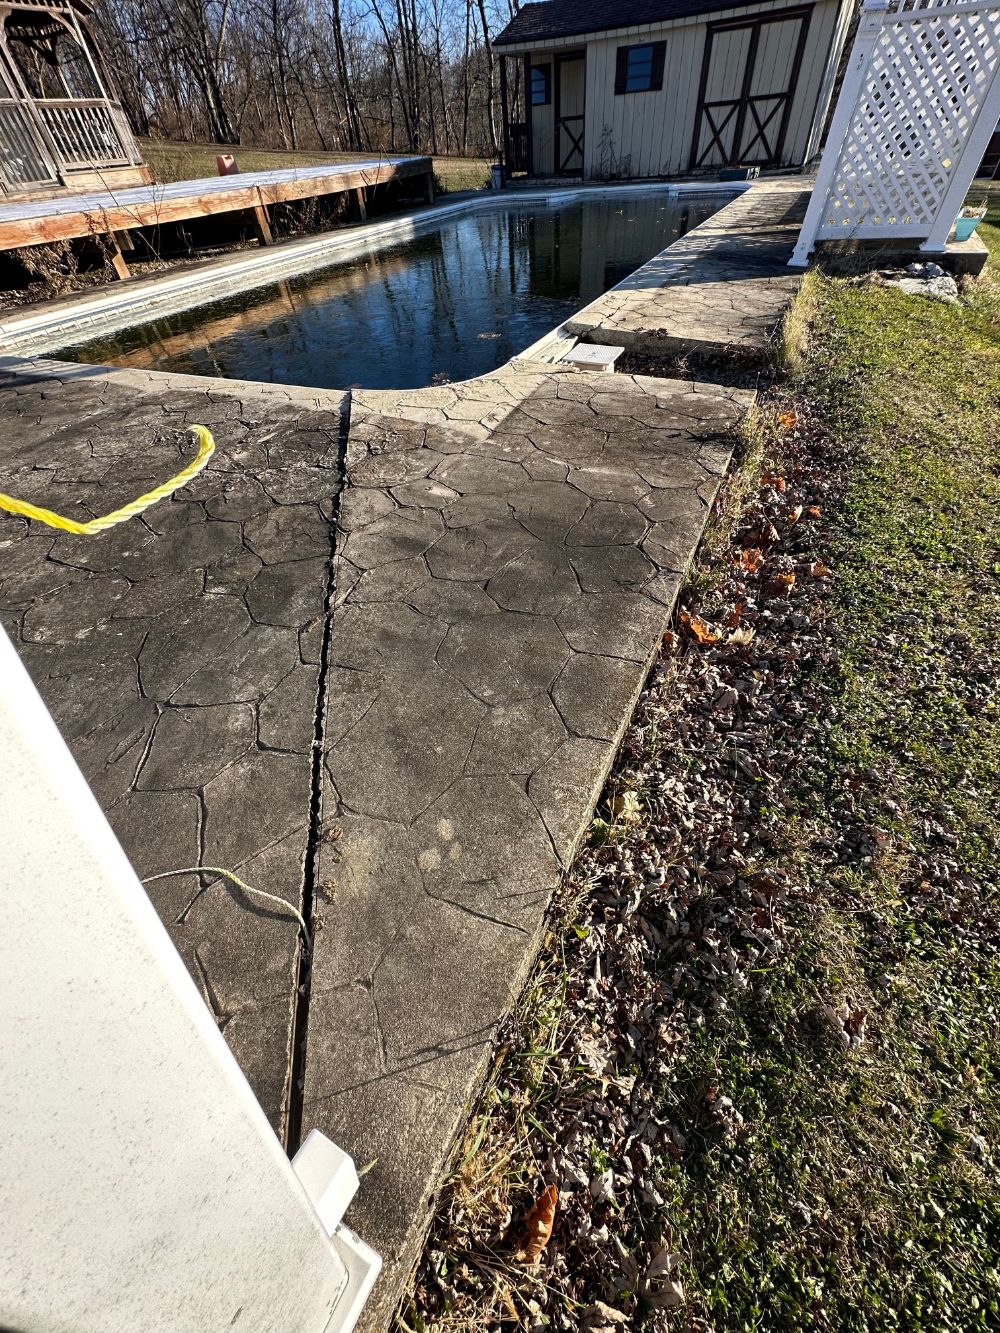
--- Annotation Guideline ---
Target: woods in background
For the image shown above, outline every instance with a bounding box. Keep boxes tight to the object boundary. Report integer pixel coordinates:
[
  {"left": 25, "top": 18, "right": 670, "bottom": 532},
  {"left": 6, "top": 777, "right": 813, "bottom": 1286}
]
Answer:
[{"left": 93, "top": 0, "right": 519, "bottom": 159}]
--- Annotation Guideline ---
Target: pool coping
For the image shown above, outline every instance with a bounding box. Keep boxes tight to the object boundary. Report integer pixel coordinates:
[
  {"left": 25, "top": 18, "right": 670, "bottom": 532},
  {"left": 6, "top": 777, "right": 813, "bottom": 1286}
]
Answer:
[{"left": 0, "top": 180, "right": 749, "bottom": 361}]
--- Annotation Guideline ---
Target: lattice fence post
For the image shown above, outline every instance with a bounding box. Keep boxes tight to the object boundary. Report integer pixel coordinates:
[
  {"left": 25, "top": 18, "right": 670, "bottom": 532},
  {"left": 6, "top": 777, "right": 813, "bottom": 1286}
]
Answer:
[
  {"left": 790, "top": 0, "right": 1000, "bottom": 267},
  {"left": 790, "top": 1, "right": 890, "bottom": 267}
]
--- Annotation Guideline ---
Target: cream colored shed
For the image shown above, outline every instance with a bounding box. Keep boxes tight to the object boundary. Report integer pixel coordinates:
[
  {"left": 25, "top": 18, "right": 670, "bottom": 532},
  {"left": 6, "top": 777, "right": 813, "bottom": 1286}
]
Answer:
[{"left": 495, "top": 0, "right": 856, "bottom": 180}]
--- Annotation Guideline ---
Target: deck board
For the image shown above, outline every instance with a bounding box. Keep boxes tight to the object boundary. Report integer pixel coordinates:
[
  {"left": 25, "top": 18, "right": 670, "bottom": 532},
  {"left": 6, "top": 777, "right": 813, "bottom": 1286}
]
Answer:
[{"left": 0, "top": 156, "right": 433, "bottom": 251}]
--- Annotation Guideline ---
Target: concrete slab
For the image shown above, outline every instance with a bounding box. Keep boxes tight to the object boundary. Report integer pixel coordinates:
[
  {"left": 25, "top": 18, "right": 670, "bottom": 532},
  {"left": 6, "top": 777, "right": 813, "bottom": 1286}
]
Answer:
[
  {"left": 300, "top": 365, "right": 753, "bottom": 1328},
  {"left": 0, "top": 359, "right": 345, "bottom": 1136},
  {"left": 566, "top": 180, "right": 809, "bottom": 358}
]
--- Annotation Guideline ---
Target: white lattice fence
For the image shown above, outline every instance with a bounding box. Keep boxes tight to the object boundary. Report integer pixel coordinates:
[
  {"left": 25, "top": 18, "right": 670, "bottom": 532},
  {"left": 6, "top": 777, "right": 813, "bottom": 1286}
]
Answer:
[{"left": 790, "top": 0, "right": 1000, "bottom": 265}]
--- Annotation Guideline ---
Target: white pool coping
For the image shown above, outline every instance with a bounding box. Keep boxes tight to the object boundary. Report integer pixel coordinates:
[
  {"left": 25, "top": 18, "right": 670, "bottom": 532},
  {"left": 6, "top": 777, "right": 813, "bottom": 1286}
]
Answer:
[{"left": 0, "top": 180, "right": 748, "bottom": 360}]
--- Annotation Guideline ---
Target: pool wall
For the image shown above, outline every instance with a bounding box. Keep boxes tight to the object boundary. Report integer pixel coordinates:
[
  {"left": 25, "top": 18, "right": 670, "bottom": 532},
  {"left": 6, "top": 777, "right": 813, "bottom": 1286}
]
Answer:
[{"left": 0, "top": 181, "right": 747, "bottom": 361}]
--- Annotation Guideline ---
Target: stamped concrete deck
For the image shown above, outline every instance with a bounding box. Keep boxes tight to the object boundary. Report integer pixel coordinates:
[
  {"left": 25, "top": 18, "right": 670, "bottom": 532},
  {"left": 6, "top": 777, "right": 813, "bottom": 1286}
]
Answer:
[
  {"left": 301, "top": 366, "right": 752, "bottom": 1327},
  {"left": 567, "top": 179, "right": 809, "bottom": 358},
  {"left": 0, "top": 360, "right": 344, "bottom": 1131},
  {"left": 0, "top": 177, "right": 806, "bottom": 1329}
]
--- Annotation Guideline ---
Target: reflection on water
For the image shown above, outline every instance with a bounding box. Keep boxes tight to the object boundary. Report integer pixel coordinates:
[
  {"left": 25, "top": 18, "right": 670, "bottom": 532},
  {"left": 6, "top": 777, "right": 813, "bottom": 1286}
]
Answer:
[{"left": 63, "top": 195, "right": 727, "bottom": 390}]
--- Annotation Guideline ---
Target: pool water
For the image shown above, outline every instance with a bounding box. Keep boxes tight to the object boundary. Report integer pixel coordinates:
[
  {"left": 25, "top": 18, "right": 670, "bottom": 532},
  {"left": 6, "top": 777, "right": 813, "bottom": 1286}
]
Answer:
[{"left": 63, "top": 194, "right": 726, "bottom": 391}]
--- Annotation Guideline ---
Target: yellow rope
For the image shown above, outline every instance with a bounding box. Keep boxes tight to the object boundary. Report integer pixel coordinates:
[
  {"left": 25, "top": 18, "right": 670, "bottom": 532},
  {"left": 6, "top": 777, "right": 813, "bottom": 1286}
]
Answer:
[{"left": 0, "top": 425, "right": 215, "bottom": 536}]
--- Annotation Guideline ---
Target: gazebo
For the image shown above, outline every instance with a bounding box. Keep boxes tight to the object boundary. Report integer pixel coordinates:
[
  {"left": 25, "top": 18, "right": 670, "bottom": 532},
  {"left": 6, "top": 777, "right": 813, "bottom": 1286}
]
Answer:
[{"left": 0, "top": 0, "right": 148, "bottom": 199}]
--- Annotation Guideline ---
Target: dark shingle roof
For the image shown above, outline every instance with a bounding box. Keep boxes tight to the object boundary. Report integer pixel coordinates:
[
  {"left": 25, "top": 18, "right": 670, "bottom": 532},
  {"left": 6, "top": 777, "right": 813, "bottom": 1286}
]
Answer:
[{"left": 494, "top": 0, "right": 765, "bottom": 46}]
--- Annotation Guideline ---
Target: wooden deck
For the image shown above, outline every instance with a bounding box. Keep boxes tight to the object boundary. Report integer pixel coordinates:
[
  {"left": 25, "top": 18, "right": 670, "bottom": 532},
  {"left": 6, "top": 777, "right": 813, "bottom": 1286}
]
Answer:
[{"left": 0, "top": 156, "right": 435, "bottom": 274}]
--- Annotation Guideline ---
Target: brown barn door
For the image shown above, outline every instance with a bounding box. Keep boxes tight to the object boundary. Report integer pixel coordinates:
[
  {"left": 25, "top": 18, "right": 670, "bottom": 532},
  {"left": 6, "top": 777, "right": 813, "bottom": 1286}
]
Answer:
[
  {"left": 555, "top": 53, "right": 585, "bottom": 175},
  {"left": 689, "top": 6, "right": 812, "bottom": 171}
]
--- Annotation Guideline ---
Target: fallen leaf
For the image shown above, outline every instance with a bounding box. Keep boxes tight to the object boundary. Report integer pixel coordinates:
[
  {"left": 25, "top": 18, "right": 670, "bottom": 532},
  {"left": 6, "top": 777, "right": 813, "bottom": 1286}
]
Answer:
[
  {"left": 806, "top": 505, "right": 822, "bottom": 518},
  {"left": 517, "top": 1184, "right": 558, "bottom": 1264},
  {"left": 646, "top": 1278, "right": 685, "bottom": 1310},
  {"left": 787, "top": 505, "right": 803, "bottom": 524},
  {"left": 768, "top": 572, "right": 796, "bottom": 596},
  {"left": 778, "top": 409, "right": 798, "bottom": 429},
  {"left": 808, "top": 561, "right": 831, "bottom": 578},
  {"left": 727, "top": 625, "right": 757, "bottom": 645},
  {"left": 663, "top": 628, "right": 678, "bottom": 653},
  {"left": 736, "top": 547, "right": 765, "bottom": 573},
  {"left": 763, "top": 473, "right": 787, "bottom": 491},
  {"left": 679, "top": 610, "right": 720, "bottom": 644},
  {"left": 647, "top": 1247, "right": 681, "bottom": 1279},
  {"left": 583, "top": 1302, "right": 629, "bottom": 1328},
  {"left": 722, "top": 603, "right": 744, "bottom": 627},
  {"left": 610, "top": 790, "right": 643, "bottom": 823}
]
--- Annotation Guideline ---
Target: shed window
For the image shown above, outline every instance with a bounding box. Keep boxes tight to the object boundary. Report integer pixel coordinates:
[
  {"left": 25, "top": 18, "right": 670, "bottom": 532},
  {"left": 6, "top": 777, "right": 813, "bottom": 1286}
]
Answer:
[
  {"left": 530, "top": 64, "right": 551, "bottom": 106},
  {"left": 615, "top": 41, "right": 666, "bottom": 95}
]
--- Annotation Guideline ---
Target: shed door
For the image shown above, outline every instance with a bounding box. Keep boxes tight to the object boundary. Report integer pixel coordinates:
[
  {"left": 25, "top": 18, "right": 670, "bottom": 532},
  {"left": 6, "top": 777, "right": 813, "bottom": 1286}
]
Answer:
[
  {"left": 556, "top": 54, "right": 585, "bottom": 174},
  {"left": 689, "top": 7, "right": 812, "bottom": 171}
]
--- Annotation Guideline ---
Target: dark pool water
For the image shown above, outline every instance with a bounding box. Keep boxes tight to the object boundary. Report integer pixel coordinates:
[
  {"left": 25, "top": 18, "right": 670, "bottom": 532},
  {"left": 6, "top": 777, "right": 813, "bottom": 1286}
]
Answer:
[{"left": 62, "top": 194, "right": 726, "bottom": 390}]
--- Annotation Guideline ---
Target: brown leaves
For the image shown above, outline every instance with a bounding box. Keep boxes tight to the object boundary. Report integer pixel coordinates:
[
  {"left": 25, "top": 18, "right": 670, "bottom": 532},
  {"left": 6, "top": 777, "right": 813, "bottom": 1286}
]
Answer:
[
  {"left": 736, "top": 546, "right": 765, "bottom": 573},
  {"left": 763, "top": 472, "right": 787, "bottom": 491},
  {"left": 808, "top": 560, "right": 832, "bottom": 578},
  {"left": 768, "top": 571, "right": 796, "bottom": 597},
  {"left": 679, "top": 610, "right": 720, "bottom": 644},
  {"left": 777, "top": 409, "right": 798, "bottom": 430},
  {"left": 682, "top": 607, "right": 720, "bottom": 642},
  {"left": 727, "top": 625, "right": 757, "bottom": 646},
  {"left": 517, "top": 1184, "right": 558, "bottom": 1264}
]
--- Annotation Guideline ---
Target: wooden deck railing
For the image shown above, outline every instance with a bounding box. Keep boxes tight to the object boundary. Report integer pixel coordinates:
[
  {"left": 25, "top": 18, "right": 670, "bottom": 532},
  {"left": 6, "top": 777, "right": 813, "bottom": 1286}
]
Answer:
[{"left": 35, "top": 98, "right": 139, "bottom": 171}]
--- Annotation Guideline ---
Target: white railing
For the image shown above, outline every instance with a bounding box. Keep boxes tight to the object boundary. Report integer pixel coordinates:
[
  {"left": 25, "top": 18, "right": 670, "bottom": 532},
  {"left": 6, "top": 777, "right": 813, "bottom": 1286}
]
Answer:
[
  {"left": 36, "top": 97, "right": 136, "bottom": 169},
  {"left": 791, "top": 0, "right": 1000, "bottom": 264},
  {"left": 0, "top": 100, "right": 59, "bottom": 186}
]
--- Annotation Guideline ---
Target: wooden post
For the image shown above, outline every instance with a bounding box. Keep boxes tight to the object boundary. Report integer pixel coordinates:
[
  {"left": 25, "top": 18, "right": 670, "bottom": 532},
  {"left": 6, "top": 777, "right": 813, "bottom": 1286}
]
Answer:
[
  {"left": 114, "top": 229, "right": 135, "bottom": 253},
  {"left": 499, "top": 56, "right": 511, "bottom": 171},
  {"left": 105, "top": 230, "right": 130, "bottom": 280},
  {"left": 354, "top": 186, "right": 367, "bottom": 221},
  {"left": 252, "top": 202, "right": 273, "bottom": 246},
  {"left": 425, "top": 167, "right": 435, "bottom": 204},
  {"left": 524, "top": 54, "right": 534, "bottom": 176}
]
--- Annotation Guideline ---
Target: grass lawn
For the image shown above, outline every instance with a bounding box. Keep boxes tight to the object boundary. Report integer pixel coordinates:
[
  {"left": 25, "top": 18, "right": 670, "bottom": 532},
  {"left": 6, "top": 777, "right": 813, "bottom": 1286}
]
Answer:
[
  {"left": 139, "top": 139, "right": 492, "bottom": 194},
  {"left": 402, "top": 232, "right": 1000, "bottom": 1331}
]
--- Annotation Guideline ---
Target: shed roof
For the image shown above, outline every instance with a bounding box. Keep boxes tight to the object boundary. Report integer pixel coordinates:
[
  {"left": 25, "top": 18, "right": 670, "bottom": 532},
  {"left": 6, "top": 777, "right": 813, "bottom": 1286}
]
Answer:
[{"left": 494, "top": 0, "right": 770, "bottom": 46}]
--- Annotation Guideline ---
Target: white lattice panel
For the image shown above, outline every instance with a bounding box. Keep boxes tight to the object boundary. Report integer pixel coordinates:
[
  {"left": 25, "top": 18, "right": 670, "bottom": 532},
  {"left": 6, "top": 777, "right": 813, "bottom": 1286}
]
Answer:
[{"left": 791, "top": 0, "right": 1000, "bottom": 262}]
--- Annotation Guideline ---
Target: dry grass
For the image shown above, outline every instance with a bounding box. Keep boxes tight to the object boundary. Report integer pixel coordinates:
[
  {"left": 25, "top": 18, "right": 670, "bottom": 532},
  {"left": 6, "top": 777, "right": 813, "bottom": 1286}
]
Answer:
[{"left": 140, "top": 139, "right": 492, "bottom": 194}]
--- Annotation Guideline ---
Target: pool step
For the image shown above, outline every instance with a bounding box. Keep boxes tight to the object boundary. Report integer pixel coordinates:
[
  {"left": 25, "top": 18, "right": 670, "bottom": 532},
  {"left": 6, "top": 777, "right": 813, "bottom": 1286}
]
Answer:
[{"left": 559, "top": 341, "right": 626, "bottom": 372}]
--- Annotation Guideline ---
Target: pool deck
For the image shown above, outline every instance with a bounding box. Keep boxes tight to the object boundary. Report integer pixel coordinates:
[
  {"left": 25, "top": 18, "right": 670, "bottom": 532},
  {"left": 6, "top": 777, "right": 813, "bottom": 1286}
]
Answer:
[
  {"left": 0, "top": 178, "right": 808, "bottom": 1329},
  {"left": 0, "top": 157, "right": 434, "bottom": 274},
  {"left": 567, "top": 178, "right": 808, "bottom": 357}
]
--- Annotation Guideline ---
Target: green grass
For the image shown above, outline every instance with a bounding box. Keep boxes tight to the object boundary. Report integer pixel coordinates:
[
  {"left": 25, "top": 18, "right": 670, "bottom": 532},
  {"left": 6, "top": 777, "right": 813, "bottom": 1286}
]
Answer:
[
  {"left": 654, "top": 233, "right": 1000, "bottom": 1330},
  {"left": 140, "top": 139, "right": 492, "bottom": 193}
]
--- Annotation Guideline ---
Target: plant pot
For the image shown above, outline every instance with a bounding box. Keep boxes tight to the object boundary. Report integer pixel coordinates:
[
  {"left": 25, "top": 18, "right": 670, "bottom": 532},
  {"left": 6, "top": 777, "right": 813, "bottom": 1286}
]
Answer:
[{"left": 953, "top": 213, "right": 985, "bottom": 242}]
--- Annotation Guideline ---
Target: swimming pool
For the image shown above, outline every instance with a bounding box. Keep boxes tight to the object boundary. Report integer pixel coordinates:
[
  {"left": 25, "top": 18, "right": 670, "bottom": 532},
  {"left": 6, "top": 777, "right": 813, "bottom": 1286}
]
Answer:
[{"left": 58, "top": 192, "right": 729, "bottom": 391}]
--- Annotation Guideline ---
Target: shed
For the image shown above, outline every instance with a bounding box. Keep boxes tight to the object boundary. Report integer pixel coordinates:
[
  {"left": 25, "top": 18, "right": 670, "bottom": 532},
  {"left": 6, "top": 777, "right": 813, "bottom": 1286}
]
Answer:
[
  {"left": 0, "top": 0, "right": 148, "bottom": 200},
  {"left": 494, "top": 0, "right": 856, "bottom": 179}
]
